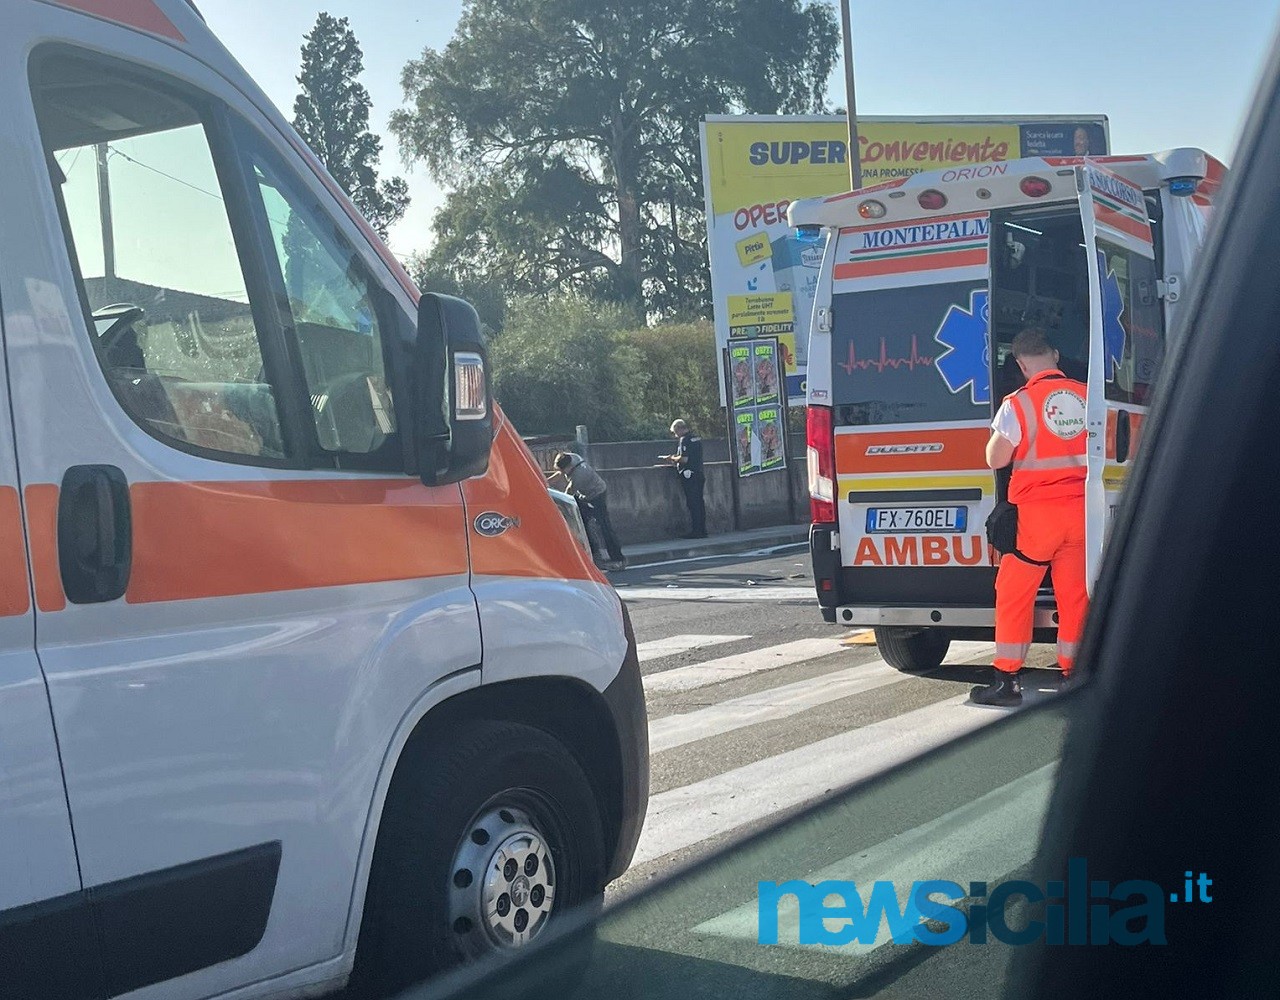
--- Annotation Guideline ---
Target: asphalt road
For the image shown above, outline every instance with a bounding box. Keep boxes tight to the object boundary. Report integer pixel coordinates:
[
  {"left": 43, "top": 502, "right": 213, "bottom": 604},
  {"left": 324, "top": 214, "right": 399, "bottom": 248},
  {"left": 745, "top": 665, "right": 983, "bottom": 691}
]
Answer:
[
  {"left": 609, "top": 544, "right": 1061, "bottom": 899},
  {"left": 422, "top": 544, "right": 1072, "bottom": 1000},
  {"left": 592, "top": 546, "right": 1062, "bottom": 1000}
]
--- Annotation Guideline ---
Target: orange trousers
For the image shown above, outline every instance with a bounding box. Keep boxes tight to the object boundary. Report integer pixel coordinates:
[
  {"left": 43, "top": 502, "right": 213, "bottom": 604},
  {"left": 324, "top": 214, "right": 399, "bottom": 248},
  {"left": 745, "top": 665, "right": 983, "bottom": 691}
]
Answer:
[{"left": 994, "top": 496, "right": 1089, "bottom": 675}]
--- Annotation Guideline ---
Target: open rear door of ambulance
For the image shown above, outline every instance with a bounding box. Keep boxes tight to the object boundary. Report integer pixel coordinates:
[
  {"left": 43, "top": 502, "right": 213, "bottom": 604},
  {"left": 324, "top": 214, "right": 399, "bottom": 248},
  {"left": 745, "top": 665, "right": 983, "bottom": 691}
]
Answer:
[{"left": 1076, "top": 161, "right": 1159, "bottom": 593}]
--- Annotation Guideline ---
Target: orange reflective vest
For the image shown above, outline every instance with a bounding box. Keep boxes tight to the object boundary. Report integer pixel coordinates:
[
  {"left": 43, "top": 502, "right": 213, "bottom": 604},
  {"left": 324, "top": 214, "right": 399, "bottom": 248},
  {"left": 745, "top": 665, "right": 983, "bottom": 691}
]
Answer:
[{"left": 1007, "top": 369, "right": 1088, "bottom": 504}]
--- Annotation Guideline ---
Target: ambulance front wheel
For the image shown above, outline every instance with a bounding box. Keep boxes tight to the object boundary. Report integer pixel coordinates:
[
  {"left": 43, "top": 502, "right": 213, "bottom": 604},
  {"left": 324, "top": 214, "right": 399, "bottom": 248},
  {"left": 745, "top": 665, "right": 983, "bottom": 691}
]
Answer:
[
  {"left": 875, "top": 626, "right": 950, "bottom": 673},
  {"left": 350, "top": 720, "right": 606, "bottom": 998}
]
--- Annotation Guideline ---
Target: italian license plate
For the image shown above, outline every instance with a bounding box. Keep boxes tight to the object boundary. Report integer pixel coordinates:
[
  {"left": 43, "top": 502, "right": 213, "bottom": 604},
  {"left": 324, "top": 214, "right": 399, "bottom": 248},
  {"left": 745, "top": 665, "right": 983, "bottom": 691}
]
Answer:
[{"left": 866, "top": 506, "right": 968, "bottom": 533}]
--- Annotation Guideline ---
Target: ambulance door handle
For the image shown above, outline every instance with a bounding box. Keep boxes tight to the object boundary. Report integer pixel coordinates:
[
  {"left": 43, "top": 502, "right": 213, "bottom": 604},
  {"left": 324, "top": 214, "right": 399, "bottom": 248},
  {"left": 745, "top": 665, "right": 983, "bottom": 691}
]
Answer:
[
  {"left": 57, "top": 465, "right": 132, "bottom": 604},
  {"left": 1115, "top": 411, "right": 1132, "bottom": 464}
]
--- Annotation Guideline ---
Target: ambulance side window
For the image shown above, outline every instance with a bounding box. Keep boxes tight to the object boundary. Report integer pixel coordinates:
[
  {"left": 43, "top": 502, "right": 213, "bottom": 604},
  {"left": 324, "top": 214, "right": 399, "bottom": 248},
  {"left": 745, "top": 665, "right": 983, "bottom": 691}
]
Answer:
[
  {"left": 247, "top": 148, "right": 397, "bottom": 460},
  {"left": 31, "top": 55, "right": 287, "bottom": 462}
]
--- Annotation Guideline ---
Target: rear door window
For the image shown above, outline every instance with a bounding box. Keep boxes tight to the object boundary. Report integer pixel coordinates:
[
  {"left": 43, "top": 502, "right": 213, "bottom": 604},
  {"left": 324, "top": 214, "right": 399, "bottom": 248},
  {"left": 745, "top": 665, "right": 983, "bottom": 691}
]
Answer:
[
  {"left": 1097, "top": 240, "right": 1164, "bottom": 406},
  {"left": 829, "top": 213, "right": 994, "bottom": 427},
  {"left": 832, "top": 279, "right": 992, "bottom": 425}
]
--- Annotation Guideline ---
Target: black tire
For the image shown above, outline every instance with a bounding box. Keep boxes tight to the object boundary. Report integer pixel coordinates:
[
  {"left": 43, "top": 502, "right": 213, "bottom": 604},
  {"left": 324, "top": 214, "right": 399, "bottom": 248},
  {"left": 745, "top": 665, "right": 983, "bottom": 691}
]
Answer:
[
  {"left": 875, "top": 626, "right": 950, "bottom": 673},
  {"left": 349, "top": 721, "right": 606, "bottom": 999}
]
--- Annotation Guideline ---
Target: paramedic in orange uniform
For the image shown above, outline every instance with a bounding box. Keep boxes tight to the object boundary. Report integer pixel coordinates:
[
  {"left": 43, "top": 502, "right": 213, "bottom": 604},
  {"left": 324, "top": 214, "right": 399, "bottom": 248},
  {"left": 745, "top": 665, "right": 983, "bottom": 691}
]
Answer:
[{"left": 973, "top": 326, "right": 1089, "bottom": 707}]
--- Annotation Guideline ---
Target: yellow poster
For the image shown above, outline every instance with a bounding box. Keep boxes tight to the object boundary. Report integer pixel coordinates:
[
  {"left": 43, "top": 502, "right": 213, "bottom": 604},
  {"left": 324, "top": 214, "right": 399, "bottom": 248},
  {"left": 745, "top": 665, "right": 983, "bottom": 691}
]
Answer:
[
  {"left": 727, "top": 292, "right": 794, "bottom": 333},
  {"left": 705, "top": 120, "right": 1023, "bottom": 214},
  {"left": 735, "top": 232, "right": 772, "bottom": 266}
]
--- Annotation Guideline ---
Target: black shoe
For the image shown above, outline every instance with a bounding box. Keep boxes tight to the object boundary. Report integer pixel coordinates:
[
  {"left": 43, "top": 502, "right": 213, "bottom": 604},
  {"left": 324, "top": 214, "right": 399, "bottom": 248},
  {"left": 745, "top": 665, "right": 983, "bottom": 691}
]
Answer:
[{"left": 970, "top": 671, "right": 1023, "bottom": 707}]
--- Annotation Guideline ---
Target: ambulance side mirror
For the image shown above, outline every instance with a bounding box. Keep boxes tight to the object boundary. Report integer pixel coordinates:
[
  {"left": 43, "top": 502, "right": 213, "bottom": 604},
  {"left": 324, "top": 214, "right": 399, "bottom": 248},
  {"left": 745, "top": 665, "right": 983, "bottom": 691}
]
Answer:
[{"left": 403, "top": 293, "right": 493, "bottom": 486}]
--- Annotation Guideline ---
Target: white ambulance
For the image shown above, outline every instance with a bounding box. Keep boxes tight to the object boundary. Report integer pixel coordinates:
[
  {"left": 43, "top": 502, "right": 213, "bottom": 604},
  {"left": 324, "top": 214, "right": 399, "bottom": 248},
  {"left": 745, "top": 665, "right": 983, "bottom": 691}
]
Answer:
[
  {"left": 0, "top": 2, "right": 647, "bottom": 997},
  {"left": 791, "top": 149, "right": 1223, "bottom": 671}
]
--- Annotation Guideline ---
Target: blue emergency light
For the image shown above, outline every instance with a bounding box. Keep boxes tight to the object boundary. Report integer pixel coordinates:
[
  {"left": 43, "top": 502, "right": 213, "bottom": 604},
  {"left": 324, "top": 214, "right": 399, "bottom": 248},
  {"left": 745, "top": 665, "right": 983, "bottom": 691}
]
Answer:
[
  {"left": 795, "top": 225, "right": 824, "bottom": 244},
  {"left": 1168, "top": 177, "right": 1199, "bottom": 197}
]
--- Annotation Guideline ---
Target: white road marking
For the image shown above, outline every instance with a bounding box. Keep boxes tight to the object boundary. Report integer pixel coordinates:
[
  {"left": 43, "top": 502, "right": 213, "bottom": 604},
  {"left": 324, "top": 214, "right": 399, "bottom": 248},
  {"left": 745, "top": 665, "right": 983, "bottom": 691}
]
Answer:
[
  {"left": 648, "top": 642, "right": 996, "bottom": 753},
  {"left": 649, "top": 661, "right": 900, "bottom": 752},
  {"left": 637, "top": 634, "right": 750, "bottom": 663},
  {"left": 642, "top": 638, "right": 846, "bottom": 695},
  {"left": 619, "top": 585, "right": 815, "bottom": 603},
  {"left": 692, "top": 764, "right": 1057, "bottom": 952},
  {"left": 627, "top": 542, "right": 807, "bottom": 571},
  {"left": 630, "top": 692, "right": 1007, "bottom": 867}
]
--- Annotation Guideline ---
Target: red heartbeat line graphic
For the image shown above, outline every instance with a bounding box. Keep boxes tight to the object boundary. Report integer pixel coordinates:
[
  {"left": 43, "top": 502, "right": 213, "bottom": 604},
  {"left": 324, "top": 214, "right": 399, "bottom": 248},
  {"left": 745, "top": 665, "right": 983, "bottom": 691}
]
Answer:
[
  {"left": 840, "top": 336, "right": 935, "bottom": 376},
  {"left": 1046, "top": 405, "right": 1061, "bottom": 418}
]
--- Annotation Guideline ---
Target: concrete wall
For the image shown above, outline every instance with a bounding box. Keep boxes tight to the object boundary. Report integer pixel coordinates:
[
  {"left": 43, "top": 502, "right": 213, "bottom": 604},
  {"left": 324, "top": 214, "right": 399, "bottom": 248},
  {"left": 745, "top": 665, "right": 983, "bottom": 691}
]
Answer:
[
  {"left": 596, "top": 460, "right": 808, "bottom": 545},
  {"left": 531, "top": 431, "right": 809, "bottom": 545},
  {"left": 527, "top": 435, "right": 805, "bottom": 472},
  {"left": 586, "top": 438, "right": 729, "bottom": 470}
]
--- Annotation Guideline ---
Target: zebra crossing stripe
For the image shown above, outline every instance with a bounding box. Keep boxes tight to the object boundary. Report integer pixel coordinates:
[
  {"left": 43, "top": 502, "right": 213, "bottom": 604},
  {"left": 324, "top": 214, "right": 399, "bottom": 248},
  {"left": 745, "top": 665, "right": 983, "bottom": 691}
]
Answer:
[
  {"left": 642, "top": 638, "right": 846, "bottom": 695},
  {"left": 647, "top": 642, "right": 997, "bottom": 753},
  {"left": 648, "top": 661, "right": 902, "bottom": 753},
  {"left": 637, "top": 634, "right": 750, "bottom": 663},
  {"left": 631, "top": 692, "right": 1002, "bottom": 867},
  {"left": 620, "top": 585, "right": 815, "bottom": 603}
]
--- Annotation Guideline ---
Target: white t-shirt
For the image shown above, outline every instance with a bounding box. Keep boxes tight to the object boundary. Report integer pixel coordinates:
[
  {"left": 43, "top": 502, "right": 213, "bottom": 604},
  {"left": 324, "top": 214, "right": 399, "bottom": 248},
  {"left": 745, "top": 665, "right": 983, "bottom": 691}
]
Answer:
[{"left": 991, "top": 397, "right": 1023, "bottom": 447}]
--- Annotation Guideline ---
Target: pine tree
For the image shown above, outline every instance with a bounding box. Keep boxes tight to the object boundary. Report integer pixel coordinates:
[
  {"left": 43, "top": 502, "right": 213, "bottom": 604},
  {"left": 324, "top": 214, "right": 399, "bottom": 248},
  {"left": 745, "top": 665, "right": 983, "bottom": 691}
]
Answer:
[{"left": 293, "top": 13, "right": 408, "bottom": 240}]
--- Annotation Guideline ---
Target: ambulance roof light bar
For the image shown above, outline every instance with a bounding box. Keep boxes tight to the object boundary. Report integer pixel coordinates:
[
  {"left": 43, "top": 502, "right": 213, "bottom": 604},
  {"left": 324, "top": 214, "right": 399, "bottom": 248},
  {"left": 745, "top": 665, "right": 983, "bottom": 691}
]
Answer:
[{"left": 787, "top": 148, "right": 1217, "bottom": 232}]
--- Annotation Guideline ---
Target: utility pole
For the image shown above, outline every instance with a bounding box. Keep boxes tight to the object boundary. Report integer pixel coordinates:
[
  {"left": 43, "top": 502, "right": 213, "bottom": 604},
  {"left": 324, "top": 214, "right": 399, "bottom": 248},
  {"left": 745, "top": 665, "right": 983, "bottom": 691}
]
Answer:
[
  {"left": 95, "top": 143, "right": 116, "bottom": 299},
  {"left": 669, "top": 178, "right": 680, "bottom": 289},
  {"left": 839, "top": 0, "right": 862, "bottom": 190}
]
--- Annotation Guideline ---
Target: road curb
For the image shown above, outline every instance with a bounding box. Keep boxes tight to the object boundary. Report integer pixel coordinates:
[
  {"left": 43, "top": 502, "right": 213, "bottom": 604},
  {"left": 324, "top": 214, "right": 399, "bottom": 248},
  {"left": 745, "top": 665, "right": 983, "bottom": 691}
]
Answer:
[{"left": 624, "top": 526, "right": 809, "bottom": 567}]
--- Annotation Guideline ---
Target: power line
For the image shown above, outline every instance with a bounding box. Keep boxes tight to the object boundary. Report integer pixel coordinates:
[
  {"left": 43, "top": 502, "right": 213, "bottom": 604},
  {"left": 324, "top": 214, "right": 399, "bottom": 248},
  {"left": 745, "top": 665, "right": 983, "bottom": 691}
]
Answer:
[
  {"left": 108, "top": 145, "right": 228, "bottom": 204},
  {"left": 56, "top": 146, "right": 85, "bottom": 177}
]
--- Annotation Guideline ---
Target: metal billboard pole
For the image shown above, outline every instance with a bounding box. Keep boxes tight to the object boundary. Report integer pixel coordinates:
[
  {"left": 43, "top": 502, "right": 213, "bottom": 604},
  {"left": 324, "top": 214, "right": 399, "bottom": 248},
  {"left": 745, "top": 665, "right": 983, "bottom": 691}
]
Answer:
[{"left": 840, "top": 0, "right": 861, "bottom": 190}]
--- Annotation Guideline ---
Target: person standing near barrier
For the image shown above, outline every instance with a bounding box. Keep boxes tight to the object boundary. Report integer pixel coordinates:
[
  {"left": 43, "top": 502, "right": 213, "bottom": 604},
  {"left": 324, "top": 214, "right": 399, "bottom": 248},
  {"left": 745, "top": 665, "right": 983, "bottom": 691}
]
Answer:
[
  {"left": 975, "top": 327, "right": 1089, "bottom": 707},
  {"left": 663, "top": 419, "right": 706, "bottom": 538}
]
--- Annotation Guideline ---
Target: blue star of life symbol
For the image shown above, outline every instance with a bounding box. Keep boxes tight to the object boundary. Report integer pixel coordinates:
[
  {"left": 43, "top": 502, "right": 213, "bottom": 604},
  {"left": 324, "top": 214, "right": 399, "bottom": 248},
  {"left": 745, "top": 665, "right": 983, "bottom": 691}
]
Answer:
[
  {"left": 934, "top": 289, "right": 991, "bottom": 405},
  {"left": 1098, "top": 250, "right": 1127, "bottom": 382}
]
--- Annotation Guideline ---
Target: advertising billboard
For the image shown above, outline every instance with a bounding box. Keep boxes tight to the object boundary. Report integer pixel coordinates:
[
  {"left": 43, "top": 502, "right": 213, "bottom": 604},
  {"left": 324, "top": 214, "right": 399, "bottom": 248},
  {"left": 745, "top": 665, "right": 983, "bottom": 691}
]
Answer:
[{"left": 700, "top": 114, "right": 1110, "bottom": 405}]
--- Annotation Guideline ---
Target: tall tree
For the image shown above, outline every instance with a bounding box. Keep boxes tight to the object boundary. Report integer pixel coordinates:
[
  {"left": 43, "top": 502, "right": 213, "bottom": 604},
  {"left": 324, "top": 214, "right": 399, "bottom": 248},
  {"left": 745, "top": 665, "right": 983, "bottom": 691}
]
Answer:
[
  {"left": 293, "top": 12, "right": 409, "bottom": 240},
  {"left": 392, "top": 0, "right": 838, "bottom": 317}
]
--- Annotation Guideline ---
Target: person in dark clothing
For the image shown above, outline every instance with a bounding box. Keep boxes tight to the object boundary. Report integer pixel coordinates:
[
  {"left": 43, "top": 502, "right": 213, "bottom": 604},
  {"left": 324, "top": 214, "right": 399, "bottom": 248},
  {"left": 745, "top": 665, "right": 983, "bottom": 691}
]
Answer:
[
  {"left": 551, "top": 452, "right": 626, "bottom": 571},
  {"left": 663, "top": 419, "right": 706, "bottom": 538}
]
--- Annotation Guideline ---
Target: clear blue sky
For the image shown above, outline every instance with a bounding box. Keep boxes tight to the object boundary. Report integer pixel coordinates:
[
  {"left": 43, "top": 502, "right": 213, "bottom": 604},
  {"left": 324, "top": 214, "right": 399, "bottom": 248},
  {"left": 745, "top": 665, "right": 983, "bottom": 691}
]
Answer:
[{"left": 197, "top": 0, "right": 1278, "bottom": 260}]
